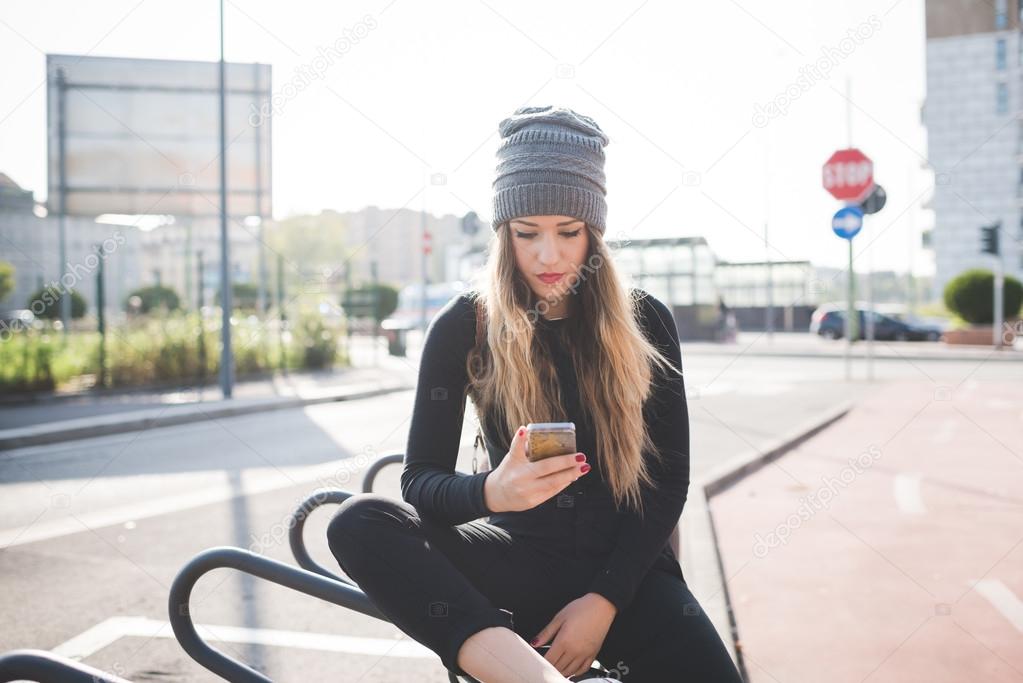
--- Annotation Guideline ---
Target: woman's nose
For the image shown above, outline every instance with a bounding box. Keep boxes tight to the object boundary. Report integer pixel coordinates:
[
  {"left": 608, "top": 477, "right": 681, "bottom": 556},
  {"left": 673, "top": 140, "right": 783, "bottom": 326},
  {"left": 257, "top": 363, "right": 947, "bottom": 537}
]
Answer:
[{"left": 537, "top": 239, "right": 559, "bottom": 264}]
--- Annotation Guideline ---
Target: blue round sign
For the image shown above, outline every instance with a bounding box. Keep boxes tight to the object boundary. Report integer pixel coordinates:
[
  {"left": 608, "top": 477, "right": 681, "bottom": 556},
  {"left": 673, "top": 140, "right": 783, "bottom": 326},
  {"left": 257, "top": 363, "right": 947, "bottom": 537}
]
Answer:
[{"left": 832, "top": 205, "right": 864, "bottom": 240}]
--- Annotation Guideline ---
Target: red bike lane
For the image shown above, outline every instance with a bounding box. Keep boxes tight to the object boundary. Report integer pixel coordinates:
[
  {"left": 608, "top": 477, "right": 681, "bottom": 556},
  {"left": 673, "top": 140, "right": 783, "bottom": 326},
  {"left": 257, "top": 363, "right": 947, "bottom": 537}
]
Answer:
[{"left": 710, "top": 379, "right": 1023, "bottom": 682}]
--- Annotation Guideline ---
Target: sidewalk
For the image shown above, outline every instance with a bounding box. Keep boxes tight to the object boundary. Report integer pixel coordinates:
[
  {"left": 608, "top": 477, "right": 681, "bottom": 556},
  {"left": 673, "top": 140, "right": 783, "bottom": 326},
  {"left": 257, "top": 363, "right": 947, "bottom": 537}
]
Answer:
[
  {"left": 0, "top": 364, "right": 417, "bottom": 450},
  {"left": 708, "top": 379, "right": 1023, "bottom": 682},
  {"left": 683, "top": 331, "right": 1022, "bottom": 361}
]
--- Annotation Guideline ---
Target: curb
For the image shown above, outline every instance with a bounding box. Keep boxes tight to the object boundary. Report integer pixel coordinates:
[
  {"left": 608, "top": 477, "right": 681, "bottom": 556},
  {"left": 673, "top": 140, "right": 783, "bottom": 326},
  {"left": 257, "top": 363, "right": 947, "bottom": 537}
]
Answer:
[
  {"left": 682, "top": 347, "right": 1019, "bottom": 363},
  {"left": 679, "top": 401, "right": 852, "bottom": 679},
  {"left": 0, "top": 370, "right": 284, "bottom": 407},
  {"left": 0, "top": 382, "right": 414, "bottom": 452}
]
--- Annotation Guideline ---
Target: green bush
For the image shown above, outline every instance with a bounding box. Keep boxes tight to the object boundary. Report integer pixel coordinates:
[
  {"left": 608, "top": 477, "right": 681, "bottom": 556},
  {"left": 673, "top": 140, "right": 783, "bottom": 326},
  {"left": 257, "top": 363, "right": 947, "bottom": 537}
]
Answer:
[
  {"left": 342, "top": 283, "right": 398, "bottom": 323},
  {"left": 26, "top": 287, "right": 87, "bottom": 320},
  {"left": 0, "top": 261, "right": 14, "bottom": 304},
  {"left": 943, "top": 269, "right": 1023, "bottom": 325},
  {"left": 215, "top": 283, "right": 261, "bottom": 311},
  {"left": 125, "top": 285, "right": 180, "bottom": 314},
  {"left": 0, "top": 309, "right": 348, "bottom": 394},
  {"left": 295, "top": 313, "right": 339, "bottom": 369},
  {"left": 0, "top": 332, "right": 59, "bottom": 391}
]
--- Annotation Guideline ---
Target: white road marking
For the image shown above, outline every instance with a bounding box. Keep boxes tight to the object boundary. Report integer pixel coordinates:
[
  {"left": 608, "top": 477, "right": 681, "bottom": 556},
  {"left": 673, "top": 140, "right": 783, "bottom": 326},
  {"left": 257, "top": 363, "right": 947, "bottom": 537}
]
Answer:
[
  {"left": 0, "top": 459, "right": 362, "bottom": 549},
  {"left": 970, "top": 579, "right": 1023, "bottom": 633},
  {"left": 929, "top": 420, "right": 956, "bottom": 444},
  {"left": 54, "top": 616, "right": 435, "bottom": 660},
  {"left": 893, "top": 474, "right": 926, "bottom": 515},
  {"left": 52, "top": 616, "right": 143, "bottom": 660},
  {"left": 1, "top": 398, "right": 474, "bottom": 549}
]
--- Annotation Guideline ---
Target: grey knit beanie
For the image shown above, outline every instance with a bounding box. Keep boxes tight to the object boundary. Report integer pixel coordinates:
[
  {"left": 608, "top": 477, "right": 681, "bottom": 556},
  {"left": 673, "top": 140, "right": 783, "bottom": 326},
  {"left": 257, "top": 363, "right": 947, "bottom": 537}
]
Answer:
[{"left": 492, "top": 105, "right": 609, "bottom": 235}]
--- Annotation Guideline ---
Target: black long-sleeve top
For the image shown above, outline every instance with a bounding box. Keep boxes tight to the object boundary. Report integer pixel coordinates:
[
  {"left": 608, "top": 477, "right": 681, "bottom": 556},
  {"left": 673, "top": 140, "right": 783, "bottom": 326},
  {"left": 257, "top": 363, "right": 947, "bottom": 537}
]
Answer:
[{"left": 400, "top": 288, "right": 690, "bottom": 613}]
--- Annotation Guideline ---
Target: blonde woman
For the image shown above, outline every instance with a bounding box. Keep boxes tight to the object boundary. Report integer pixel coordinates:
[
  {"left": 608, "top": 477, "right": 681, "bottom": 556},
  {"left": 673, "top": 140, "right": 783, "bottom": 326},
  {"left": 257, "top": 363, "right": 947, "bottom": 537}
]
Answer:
[{"left": 328, "top": 106, "right": 742, "bottom": 682}]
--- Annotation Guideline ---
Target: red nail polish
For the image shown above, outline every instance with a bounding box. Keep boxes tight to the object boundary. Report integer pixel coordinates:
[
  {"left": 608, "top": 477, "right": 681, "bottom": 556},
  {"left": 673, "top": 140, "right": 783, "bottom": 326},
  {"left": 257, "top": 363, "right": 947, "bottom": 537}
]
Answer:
[
  {"left": 580, "top": 464, "right": 591, "bottom": 474},
  {"left": 530, "top": 638, "right": 538, "bottom": 646},
  {"left": 575, "top": 453, "right": 586, "bottom": 462}
]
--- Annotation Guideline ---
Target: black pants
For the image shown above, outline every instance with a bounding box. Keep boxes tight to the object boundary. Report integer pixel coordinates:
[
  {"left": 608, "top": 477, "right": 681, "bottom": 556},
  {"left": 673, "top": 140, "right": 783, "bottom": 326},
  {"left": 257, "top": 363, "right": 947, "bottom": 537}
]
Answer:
[{"left": 327, "top": 493, "right": 743, "bottom": 681}]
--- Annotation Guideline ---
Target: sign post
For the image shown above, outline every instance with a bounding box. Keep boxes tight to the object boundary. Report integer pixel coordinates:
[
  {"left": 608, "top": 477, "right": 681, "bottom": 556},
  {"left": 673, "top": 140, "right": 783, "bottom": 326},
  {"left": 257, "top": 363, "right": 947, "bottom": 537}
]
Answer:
[
  {"left": 832, "top": 205, "right": 864, "bottom": 349},
  {"left": 981, "top": 222, "right": 1004, "bottom": 348},
  {"left": 823, "top": 148, "right": 874, "bottom": 380},
  {"left": 859, "top": 183, "right": 886, "bottom": 380}
]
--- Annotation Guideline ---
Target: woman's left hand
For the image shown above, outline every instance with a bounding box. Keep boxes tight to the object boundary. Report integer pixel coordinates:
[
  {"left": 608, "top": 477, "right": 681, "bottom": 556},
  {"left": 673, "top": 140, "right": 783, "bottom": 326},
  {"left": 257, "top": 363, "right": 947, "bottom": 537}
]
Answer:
[{"left": 532, "top": 592, "right": 618, "bottom": 678}]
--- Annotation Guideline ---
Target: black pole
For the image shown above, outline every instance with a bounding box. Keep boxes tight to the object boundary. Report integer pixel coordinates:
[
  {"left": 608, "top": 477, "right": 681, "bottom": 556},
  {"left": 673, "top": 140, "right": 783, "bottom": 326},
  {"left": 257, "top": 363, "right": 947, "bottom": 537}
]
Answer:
[
  {"left": 343, "top": 261, "right": 352, "bottom": 356},
  {"left": 57, "top": 67, "right": 70, "bottom": 335},
  {"left": 94, "top": 243, "right": 106, "bottom": 388},
  {"left": 198, "top": 250, "right": 207, "bottom": 387},
  {"left": 277, "top": 252, "right": 285, "bottom": 372},
  {"left": 371, "top": 260, "right": 379, "bottom": 366},
  {"left": 254, "top": 63, "right": 267, "bottom": 317}
]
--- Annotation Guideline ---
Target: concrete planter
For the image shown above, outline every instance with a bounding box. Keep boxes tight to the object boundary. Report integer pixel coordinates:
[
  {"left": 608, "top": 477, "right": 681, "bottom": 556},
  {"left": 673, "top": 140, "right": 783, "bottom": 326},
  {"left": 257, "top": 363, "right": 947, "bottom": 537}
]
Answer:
[
  {"left": 943, "top": 327, "right": 993, "bottom": 345},
  {"left": 943, "top": 319, "right": 1022, "bottom": 346}
]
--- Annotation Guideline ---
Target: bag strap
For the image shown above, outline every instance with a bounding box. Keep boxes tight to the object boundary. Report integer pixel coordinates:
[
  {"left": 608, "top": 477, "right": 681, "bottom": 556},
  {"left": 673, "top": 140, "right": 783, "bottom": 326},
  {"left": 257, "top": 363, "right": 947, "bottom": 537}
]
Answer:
[
  {"left": 471, "top": 298, "right": 489, "bottom": 474},
  {"left": 473, "top": 296, "right": 486, "bottom": 351}
]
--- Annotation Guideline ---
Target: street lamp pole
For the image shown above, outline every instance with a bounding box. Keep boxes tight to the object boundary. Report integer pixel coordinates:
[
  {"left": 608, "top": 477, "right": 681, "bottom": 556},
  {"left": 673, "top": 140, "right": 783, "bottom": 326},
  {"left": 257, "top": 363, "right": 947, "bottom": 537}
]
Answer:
[{"left": 217, "top": 0, "right": 234, "bottom": 398}]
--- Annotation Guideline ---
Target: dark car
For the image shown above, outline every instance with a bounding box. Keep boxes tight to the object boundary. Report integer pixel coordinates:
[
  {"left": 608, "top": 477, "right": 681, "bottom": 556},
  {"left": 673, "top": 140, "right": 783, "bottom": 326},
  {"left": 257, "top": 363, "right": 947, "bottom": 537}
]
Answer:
[{"left": 811, "top": 308, "right": 942, "bottom": 341}]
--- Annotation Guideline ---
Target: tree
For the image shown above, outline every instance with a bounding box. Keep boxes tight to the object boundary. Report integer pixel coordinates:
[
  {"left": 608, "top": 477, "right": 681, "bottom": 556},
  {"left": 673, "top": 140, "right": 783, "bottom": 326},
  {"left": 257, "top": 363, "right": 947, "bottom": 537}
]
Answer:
[
  {"left": 342, "top": 283, "right": 398, "bottom": 323},
  {"left": 125, "top": 285, "right": 181, "bottom": 314},
  {"left": 265, "top": 211, "right": 350, "bottom": 288},
  {"left": 943, "top": 269, "right": 1023, "bottom": 324},
  {"left": 214, "top": 282, "right": 260, "bottom": 311},
  {"left": 26, "top": 287, "right": 87, "bottom": 320},
  {"left": 0, "top": 261, "right": 14, "bottom": 304}
]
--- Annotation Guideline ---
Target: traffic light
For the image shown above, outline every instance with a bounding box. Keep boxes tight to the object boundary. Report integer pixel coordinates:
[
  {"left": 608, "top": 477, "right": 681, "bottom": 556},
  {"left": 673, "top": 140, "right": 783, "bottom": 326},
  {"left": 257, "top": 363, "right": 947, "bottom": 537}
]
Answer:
[{"left": 980, "top": 222, "right": 1000, "bottom": 256}]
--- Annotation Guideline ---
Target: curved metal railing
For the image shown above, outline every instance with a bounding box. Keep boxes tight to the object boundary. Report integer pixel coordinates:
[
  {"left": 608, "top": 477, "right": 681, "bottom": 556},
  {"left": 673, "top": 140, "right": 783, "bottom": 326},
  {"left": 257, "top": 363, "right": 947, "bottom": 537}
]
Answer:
[
  {"left": 170, "top": 451, "right": 607, "bottom": 682},
  {"left": 0, "top": 649, "right": 132, "bottom": 683},
  {"left": 287, "top": 452, "right": 403, "bottom": 580},
  {"left": 168, "top": 546, "right": 385, "bottom": 683}
]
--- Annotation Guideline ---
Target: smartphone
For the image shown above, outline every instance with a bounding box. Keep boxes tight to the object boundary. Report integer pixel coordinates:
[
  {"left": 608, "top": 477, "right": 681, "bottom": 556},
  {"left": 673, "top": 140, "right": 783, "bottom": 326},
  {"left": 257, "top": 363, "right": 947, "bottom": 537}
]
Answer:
[{"left": 525, "top": 422, "right": 577, "bottom": 463}]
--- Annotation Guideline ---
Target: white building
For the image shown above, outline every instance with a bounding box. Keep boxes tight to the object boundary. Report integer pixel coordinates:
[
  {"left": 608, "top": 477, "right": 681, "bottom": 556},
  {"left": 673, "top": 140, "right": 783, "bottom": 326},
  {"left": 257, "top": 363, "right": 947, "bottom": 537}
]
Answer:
[
  {"left": 336, "top": 206, "right": 487, "bottom": 286},
  {"left": 0, "top": 172, "right": 261, "bottom": 321},
  {"left": 0, "top": 173, "right": 141, "bottom": 320},
  {"left": 924, "top": 0, "right": 1023, "bottom": 299}
]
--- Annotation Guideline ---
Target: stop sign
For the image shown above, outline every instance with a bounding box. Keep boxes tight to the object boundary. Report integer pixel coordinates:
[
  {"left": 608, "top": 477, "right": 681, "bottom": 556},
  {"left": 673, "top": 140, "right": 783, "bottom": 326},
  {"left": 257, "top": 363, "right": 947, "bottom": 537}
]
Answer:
[{"left": 822, "top": 148, "right": 874, "bottom": 203}]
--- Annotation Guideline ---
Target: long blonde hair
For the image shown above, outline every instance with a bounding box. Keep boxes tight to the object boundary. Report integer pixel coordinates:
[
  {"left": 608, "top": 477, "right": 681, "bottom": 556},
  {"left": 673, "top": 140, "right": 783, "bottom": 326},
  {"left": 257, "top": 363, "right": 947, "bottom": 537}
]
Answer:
[{"left": 466, "top": 222, "right": 683, "bottom": 517}]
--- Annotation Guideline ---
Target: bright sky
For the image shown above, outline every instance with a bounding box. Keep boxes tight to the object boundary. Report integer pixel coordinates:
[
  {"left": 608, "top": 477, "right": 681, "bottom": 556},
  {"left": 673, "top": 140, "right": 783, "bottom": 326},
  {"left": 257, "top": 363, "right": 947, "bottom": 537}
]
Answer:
[{"left": 0, "top": 0, "right": 934, "bottom": 274}]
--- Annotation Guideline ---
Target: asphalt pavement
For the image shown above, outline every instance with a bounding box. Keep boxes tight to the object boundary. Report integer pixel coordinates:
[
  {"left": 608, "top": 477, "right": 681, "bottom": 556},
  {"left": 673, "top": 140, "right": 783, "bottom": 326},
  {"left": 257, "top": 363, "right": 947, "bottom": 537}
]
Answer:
[{"left": 1, "top": 332, "right": 1020, "bottom": 681}]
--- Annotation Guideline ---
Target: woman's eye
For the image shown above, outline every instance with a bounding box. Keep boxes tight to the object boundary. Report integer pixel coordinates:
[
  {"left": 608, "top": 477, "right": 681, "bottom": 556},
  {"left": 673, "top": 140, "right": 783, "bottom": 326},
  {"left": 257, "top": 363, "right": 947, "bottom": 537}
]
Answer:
[{"left": 514, "top": 230, "right": 581, "bottom": 239}]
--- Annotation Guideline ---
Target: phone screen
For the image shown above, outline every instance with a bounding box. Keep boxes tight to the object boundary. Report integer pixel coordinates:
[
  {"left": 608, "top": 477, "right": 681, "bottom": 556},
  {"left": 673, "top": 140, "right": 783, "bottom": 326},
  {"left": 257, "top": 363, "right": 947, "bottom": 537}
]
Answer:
[{"left": 525, "top": 422, "right": 576, "bottom": 462}]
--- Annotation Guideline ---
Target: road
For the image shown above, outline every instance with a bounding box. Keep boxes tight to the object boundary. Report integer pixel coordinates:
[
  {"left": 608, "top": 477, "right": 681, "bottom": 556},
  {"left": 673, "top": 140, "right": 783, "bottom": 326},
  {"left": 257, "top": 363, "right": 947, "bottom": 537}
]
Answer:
[{"left": 1, "top": 348, "right": 1018, "bottom": 681}]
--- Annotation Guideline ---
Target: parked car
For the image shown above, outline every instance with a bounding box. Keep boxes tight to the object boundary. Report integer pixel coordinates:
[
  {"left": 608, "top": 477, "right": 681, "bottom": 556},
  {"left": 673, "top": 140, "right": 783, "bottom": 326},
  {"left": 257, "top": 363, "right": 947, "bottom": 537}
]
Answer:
[
  {"left": 382, "top": 281, "right": 470, "bottom": 332},
  {"left": 0, "top": 309, "right": 35, "bottom": 328},
  {"left": 810, "top": 306, "right": 942, "bottom": 341}
]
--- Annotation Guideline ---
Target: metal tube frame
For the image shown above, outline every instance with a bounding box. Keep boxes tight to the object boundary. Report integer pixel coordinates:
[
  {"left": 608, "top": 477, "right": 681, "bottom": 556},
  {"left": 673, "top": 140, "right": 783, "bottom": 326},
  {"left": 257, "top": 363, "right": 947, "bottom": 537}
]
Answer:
[{"left": 0, "top": 649, "right": 132, "bottom": 683}]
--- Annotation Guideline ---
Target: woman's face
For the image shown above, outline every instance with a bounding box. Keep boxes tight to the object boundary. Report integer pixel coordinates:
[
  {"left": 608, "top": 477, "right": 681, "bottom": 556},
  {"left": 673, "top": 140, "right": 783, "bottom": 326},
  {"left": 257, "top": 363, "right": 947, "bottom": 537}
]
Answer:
[{"left": 508, "top": 215, "right": 589, "bottom": 306}]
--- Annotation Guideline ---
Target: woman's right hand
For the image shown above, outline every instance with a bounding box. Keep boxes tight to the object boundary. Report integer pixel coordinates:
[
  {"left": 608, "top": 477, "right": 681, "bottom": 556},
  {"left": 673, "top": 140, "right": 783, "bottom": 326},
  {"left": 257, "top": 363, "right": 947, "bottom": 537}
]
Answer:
[{"left": 483, "top": 425, "right": 590, "bottom": 514}]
